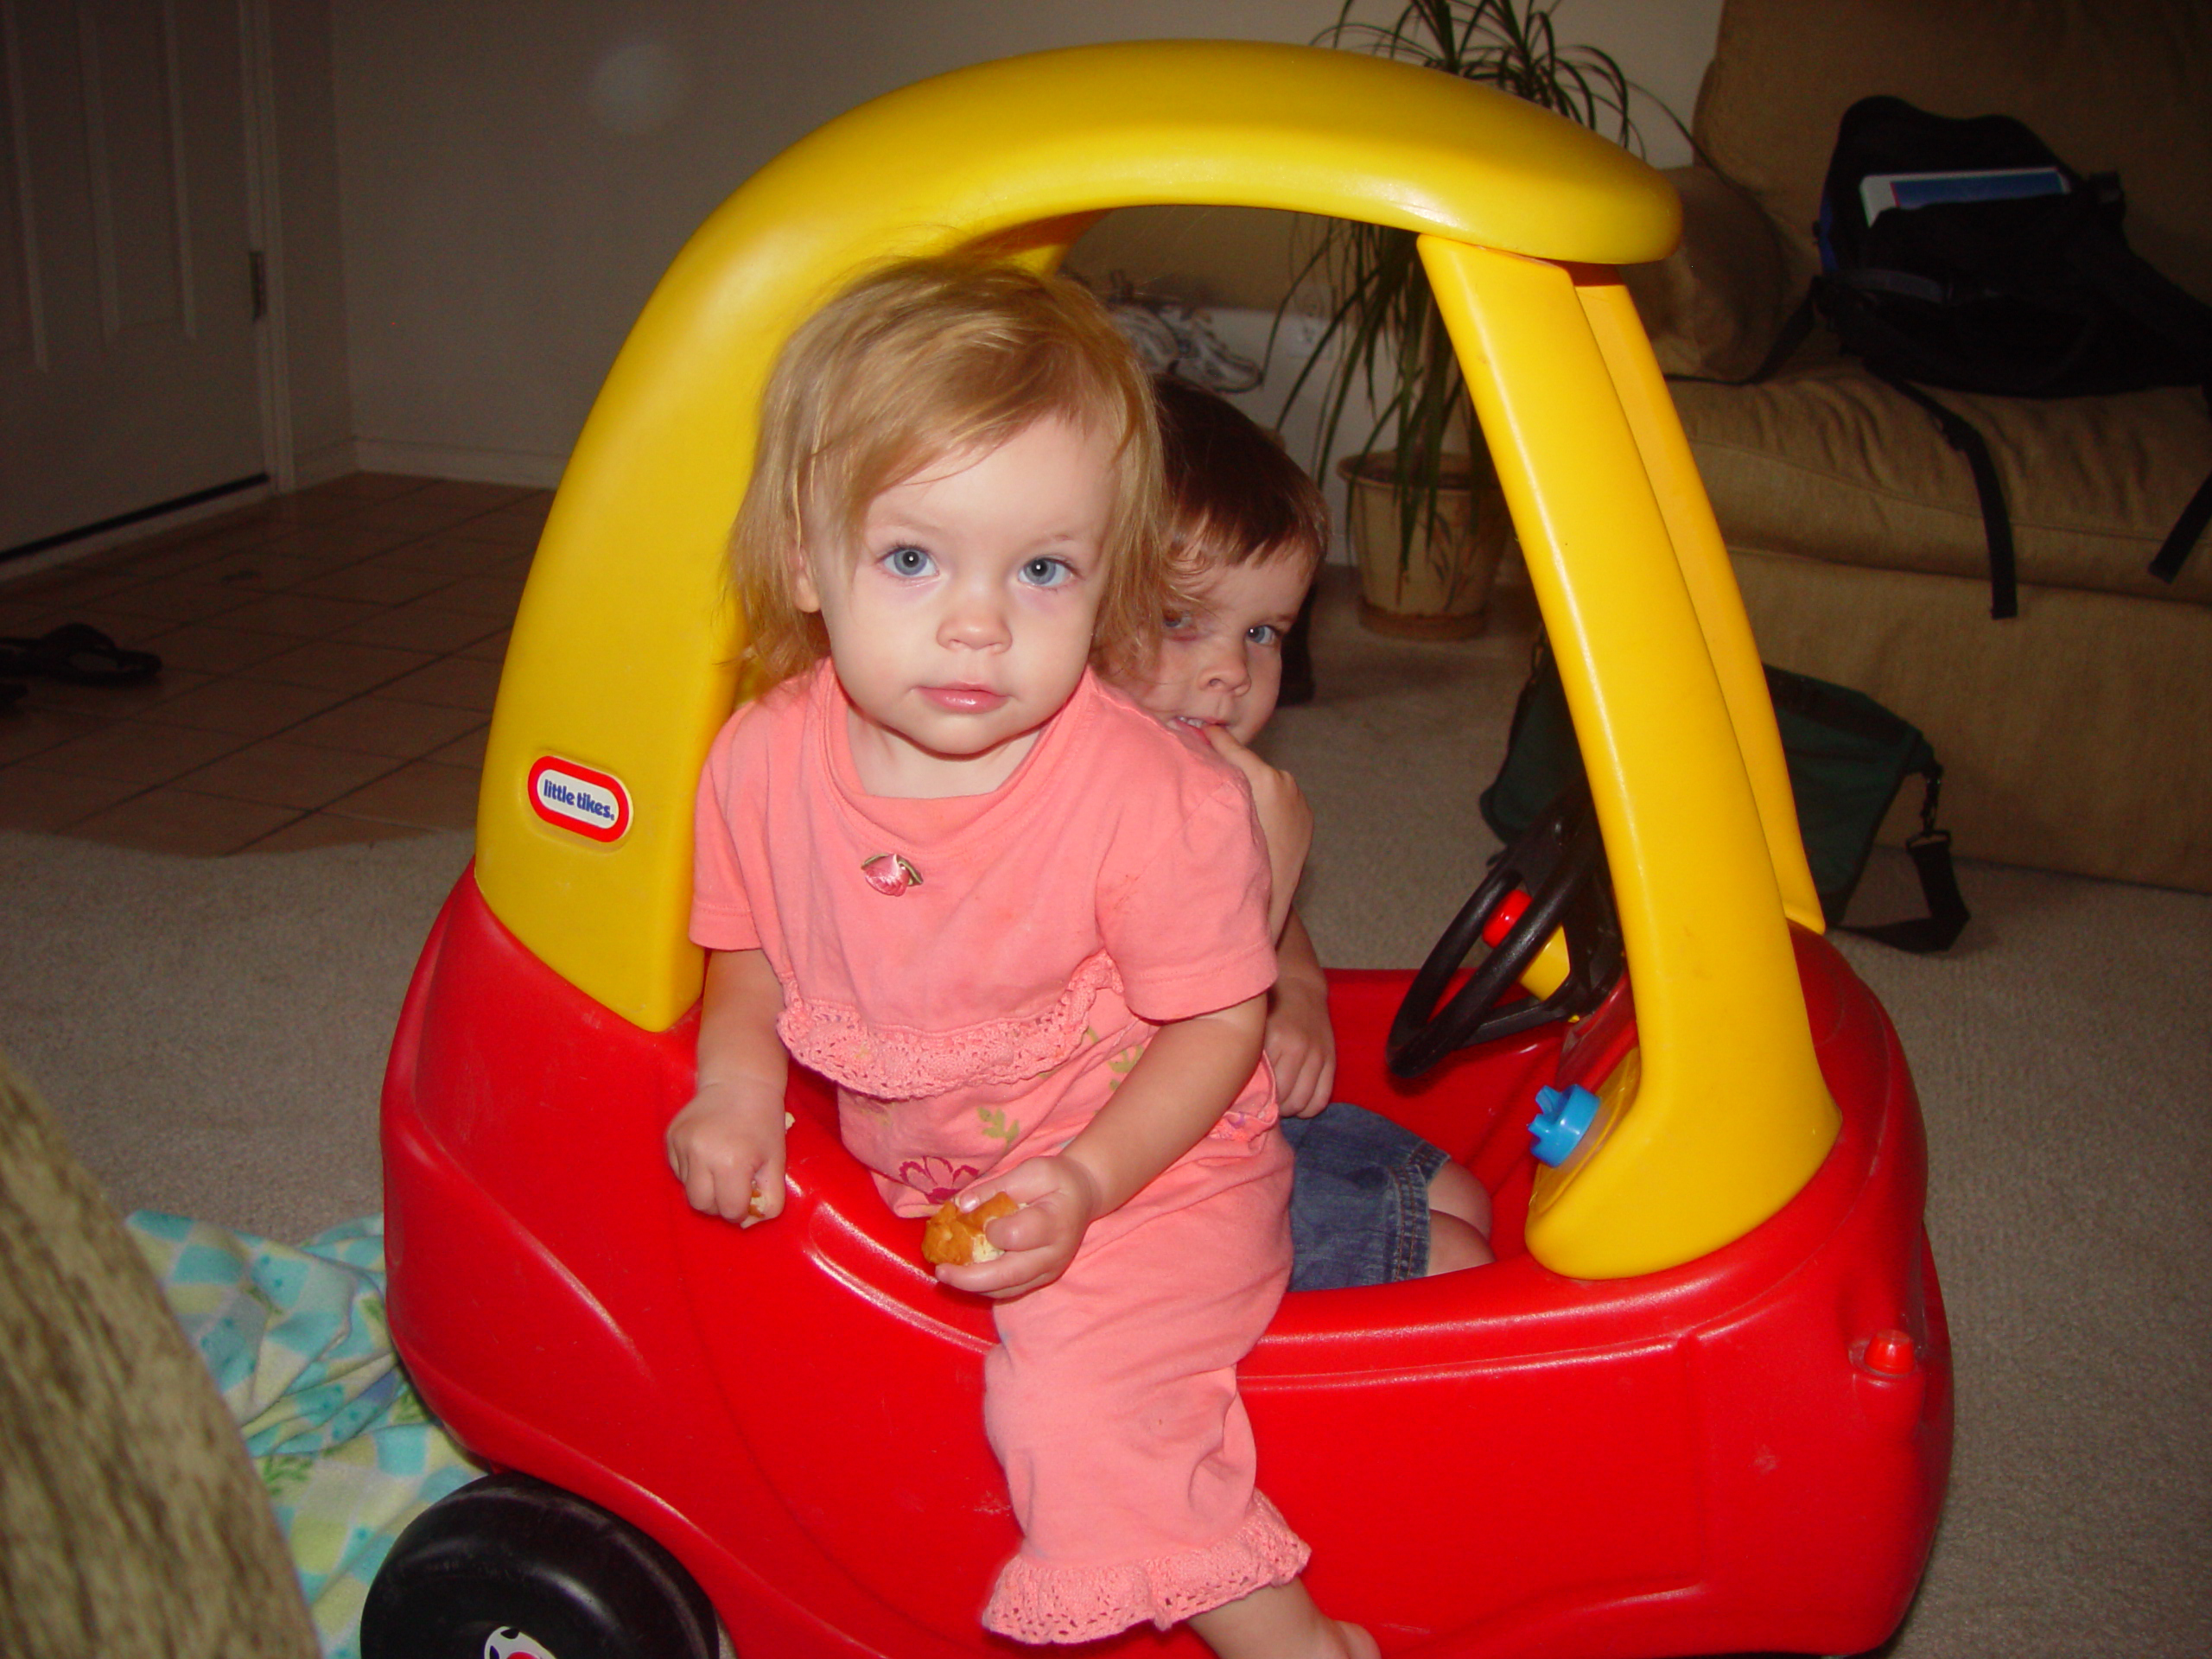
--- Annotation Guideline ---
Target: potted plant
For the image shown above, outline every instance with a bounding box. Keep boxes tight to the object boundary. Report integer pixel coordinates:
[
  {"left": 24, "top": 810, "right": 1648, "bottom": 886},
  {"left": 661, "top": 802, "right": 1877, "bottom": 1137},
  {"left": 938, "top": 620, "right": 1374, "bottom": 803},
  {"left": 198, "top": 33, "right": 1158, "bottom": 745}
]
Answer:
[{"left": 1280, "top": 0, "right": 1647, "bottom": 637}]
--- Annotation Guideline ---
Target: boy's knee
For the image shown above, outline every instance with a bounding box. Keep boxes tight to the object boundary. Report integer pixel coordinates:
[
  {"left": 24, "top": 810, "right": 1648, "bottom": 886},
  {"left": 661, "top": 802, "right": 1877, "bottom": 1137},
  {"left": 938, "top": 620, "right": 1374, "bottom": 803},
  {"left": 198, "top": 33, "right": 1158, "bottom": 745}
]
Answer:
[
  {"left": 1426, "top": 1159, "right": 1491, "bottom": 1236},
  {"left": 1425, "top": 1212, "right": 1494, "bottom": 1275}
]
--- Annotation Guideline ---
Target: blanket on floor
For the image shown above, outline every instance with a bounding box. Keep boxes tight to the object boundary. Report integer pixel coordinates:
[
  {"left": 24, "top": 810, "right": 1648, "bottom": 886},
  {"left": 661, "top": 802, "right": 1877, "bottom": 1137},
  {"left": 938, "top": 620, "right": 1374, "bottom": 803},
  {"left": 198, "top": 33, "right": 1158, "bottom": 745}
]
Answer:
[{"left": 127, "top": 1212, "right": 480, "bottom": 1659}]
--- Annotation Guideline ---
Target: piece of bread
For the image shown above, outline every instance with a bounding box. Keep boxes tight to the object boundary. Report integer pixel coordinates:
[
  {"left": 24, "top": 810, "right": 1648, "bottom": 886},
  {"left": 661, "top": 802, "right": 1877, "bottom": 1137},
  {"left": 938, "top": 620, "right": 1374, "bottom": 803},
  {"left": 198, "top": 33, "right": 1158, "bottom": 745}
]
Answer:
[
  {"left": 742, "top": 1112, "right": 799, "bottom": 1221},
  {"left": 922, "top": 1192, "right": 1020, "bottom": 1266}
]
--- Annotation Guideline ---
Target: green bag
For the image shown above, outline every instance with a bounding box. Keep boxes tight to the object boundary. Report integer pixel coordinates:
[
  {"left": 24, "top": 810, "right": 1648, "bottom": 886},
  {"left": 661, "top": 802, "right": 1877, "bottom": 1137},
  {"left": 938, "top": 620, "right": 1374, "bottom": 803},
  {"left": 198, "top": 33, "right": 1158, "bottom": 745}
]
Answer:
[{"left": 1481, "top": 643, "right": 1968, "bottom": 952}]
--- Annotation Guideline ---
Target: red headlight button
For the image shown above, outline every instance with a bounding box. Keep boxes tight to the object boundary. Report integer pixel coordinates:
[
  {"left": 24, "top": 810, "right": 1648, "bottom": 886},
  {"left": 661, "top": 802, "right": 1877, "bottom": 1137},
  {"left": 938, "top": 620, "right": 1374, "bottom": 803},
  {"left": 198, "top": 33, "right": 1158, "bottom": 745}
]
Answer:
[{"left": 1863, "top": 1328, "right": 1916, "bottom": 1376}]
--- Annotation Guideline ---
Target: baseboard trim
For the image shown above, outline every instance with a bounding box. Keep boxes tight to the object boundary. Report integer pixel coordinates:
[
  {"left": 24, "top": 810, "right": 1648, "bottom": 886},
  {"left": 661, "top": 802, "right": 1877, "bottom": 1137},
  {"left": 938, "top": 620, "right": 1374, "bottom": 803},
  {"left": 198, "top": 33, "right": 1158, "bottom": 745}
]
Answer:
[{"left": 0, "top": 478, "right": 276, "bottom": 583}]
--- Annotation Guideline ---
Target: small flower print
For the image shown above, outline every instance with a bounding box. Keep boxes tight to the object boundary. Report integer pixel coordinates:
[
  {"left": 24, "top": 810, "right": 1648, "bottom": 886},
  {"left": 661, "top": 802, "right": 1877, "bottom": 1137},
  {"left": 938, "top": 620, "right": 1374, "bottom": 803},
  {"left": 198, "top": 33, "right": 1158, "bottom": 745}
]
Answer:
[{"left": 897, "top": 1155, "right": 983, "bottom": 1203}]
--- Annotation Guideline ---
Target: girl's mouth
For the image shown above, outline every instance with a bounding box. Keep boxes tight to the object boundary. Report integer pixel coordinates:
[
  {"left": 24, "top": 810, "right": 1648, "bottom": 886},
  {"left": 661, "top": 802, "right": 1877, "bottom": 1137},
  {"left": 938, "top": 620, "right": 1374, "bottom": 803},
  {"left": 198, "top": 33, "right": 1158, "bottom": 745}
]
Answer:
[{"left": 922, "top": 685, "right": 1008, "bottom": 714}]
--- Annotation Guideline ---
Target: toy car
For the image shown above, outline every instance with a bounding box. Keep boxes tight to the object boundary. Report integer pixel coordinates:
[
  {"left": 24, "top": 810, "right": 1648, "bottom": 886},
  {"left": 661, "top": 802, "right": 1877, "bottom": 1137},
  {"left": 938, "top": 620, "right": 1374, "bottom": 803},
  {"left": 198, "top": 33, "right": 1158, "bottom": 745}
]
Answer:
[{"left": 368, "top": 40, "right": 1950, "bottom": 1659}]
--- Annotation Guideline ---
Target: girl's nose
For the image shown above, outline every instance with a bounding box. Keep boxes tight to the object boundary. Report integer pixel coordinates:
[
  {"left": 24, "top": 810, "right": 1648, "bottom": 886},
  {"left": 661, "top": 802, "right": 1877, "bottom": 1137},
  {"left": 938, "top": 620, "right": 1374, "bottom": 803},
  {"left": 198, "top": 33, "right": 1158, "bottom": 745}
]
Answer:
[{"left": 940, "top": 582, "right": 1011, "bottom": 650}]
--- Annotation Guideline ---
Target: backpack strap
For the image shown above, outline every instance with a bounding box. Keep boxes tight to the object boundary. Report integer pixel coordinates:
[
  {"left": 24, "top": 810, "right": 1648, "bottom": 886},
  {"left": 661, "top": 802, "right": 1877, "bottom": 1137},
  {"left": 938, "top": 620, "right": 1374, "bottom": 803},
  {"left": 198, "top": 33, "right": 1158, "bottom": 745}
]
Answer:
[
  {"left": 2147, "top": 385, "right": 2212, "bottom": 585},
  {"left": 1825, "top": 266, "right": 1950, "bottom": 307},
  {"left": 1872, "top": 372, "right": 2018, "bottom": 619},
  {"left": 1841, "top": 764, "right": 1971, "bottom": 954},
  {"left": 1667, "top": 288, "right": 1821, "bottom": 389},
  {"left": 2148, "top": 463, "right": 2212, "bottom": 583},
  {"left": 1735, "top": 289, "right": 1821, "bottom": 386},
  {"left": 1671, "top": 307, "right": 2023, "bottom": 617}
]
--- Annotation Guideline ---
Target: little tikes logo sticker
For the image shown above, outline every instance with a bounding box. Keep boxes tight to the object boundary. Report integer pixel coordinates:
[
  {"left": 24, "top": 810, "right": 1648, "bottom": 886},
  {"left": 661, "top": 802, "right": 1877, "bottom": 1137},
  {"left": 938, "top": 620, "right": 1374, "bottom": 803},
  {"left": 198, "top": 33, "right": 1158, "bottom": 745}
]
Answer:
[{"left": 528, "top": 756, "right": 631, "bottom": 843}]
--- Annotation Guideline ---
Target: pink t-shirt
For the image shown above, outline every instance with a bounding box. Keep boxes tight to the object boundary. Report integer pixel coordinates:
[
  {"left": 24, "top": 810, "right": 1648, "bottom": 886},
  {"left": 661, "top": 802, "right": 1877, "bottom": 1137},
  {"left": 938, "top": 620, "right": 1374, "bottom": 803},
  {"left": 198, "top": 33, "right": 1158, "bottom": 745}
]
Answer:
[{"left": 691, "top": 661, "right": 1280, "bottom": 1216}]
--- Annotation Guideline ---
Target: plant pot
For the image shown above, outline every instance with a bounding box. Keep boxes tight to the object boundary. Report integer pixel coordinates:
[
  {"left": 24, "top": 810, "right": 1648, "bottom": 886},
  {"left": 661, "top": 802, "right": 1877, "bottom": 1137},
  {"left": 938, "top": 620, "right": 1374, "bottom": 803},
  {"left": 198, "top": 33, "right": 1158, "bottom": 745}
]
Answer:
[{"left": 1337, "top": 451, "right": 1511, "bottom": 639}]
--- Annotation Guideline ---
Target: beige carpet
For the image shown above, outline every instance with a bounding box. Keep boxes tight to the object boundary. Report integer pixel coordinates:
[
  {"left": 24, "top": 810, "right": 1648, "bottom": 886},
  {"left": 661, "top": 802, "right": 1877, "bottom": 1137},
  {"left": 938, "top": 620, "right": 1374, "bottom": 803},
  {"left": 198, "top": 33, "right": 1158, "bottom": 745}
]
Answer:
[{"left": 2, "top": 566, "right": 2206, "bottom": 1656}]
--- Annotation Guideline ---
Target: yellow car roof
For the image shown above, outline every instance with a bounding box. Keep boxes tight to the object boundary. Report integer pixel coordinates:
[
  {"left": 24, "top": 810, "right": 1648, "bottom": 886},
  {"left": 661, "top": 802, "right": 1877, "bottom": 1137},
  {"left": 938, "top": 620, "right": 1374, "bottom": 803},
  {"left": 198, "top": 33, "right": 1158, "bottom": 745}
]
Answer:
[{"left": 472, "top": 40, "right": 1834, "bottom": 1278}]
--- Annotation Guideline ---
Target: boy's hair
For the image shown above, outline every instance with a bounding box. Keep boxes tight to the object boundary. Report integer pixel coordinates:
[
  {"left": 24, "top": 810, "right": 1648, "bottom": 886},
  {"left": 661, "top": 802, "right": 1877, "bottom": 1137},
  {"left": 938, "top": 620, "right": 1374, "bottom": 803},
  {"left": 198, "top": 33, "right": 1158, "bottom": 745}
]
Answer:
[
  {"left": 732, "top": 255, "right": 1166, "bottom": 688},
  {"left": 1154, "top": 376, "right": 1329, "bottom": 578}
]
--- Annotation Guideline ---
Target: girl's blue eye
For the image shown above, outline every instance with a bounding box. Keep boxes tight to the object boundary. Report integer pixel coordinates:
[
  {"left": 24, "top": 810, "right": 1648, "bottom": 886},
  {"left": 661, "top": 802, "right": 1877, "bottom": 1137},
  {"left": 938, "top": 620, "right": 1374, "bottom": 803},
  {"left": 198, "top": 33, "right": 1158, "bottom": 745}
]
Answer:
[
  {"left": 1247, "top": 623, "right": 1281, "bottom": 647},
  {"left": 884, "top": 545, "right": 934, "bottom": 578},
  {"left": 1020, "top": 556, "right": 1072, "bottom": 588},
  {"left": 1163, "top": 611, "right": 1198, "bottom": 635}
]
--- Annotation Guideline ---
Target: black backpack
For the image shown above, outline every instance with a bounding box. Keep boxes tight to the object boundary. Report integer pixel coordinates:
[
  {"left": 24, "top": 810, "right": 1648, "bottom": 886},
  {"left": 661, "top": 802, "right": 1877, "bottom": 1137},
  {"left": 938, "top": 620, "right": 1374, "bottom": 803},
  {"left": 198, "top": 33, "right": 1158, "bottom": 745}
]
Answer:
[{"left": 1721, "top": 96, "right": 2212, "bottom": 616}]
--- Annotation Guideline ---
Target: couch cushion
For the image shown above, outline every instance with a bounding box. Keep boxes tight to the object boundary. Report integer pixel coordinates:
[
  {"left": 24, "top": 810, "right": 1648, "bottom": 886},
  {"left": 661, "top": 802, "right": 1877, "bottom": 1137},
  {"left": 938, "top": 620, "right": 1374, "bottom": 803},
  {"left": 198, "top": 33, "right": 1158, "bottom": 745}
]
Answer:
[
  {"left": 1694, "top": 0, "right": 2212, "bottom": 304},
  {"left": 1733, "top": 548, "right": 2212, "bottom": 890},
  {"left": 1621, "top": 166, "right": 1799, "bottom": 382},
  {"left": 1674, "top": 358, "right": 2212, "bottom": 603}
]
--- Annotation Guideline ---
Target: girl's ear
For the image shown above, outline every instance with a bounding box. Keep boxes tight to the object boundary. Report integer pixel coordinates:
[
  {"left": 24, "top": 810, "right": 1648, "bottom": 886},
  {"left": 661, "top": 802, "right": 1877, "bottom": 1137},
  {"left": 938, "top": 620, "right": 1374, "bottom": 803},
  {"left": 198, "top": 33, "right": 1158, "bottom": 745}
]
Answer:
[{"left": 791, "top": 544, "right": 823, "bottom": 615}]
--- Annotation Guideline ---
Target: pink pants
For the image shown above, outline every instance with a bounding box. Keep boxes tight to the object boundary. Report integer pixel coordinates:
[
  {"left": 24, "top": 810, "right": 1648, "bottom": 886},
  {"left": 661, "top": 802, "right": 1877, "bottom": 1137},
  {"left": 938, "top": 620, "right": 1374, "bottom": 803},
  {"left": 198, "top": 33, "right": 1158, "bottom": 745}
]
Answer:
[{"left": 980, "top": 1128, "right": 1307, "bottom": 1643}]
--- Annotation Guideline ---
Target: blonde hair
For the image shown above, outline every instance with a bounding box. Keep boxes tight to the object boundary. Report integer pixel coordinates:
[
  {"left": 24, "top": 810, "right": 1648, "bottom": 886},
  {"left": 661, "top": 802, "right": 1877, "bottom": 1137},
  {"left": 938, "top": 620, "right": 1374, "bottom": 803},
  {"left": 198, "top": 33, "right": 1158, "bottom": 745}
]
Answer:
[{"left": 732, "top": 256, "right": 1166, "bottom": 688}]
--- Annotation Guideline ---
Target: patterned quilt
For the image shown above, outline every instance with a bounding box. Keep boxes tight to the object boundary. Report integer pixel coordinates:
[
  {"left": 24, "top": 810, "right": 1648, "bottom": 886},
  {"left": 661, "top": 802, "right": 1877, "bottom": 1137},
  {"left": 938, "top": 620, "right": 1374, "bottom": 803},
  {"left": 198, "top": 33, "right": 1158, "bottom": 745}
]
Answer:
[{"left": 128, "top": 1212, "right": 480, "bottom": 1659}]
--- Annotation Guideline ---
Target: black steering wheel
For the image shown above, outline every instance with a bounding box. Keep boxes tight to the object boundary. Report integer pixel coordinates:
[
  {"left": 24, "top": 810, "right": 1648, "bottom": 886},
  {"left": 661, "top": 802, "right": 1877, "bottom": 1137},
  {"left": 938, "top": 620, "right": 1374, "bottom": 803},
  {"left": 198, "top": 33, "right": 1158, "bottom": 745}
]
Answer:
[{"left": 1386, "top": 781, "right": 1624, "bottom": 1079}]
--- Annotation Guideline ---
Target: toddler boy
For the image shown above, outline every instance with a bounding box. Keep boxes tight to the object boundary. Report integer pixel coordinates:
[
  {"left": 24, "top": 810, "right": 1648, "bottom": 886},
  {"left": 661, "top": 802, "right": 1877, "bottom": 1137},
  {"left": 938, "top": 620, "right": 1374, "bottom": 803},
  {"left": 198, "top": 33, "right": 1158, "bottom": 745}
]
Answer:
[{"left": 1118, "top": 378, "right": 1492, "bottom": 1287}]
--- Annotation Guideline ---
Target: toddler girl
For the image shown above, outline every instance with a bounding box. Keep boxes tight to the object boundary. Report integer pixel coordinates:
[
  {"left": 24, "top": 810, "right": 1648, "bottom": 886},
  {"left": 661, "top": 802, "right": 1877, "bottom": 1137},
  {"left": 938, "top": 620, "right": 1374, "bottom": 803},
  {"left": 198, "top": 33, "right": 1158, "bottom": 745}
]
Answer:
[
  {"left": 1119, "top": 378, "right": 1492, "bottom": 1284},
  {"left": 666, "top": 257, "right": 1373, "bottom": 1659}
]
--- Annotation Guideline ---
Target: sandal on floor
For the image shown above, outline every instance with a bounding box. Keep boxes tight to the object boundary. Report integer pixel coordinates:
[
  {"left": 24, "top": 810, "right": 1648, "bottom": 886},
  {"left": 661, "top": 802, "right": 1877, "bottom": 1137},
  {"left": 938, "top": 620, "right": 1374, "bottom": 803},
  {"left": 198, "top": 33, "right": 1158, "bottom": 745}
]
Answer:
[{"left": 0, "top": 623, "right": 162, "bottom": 685}]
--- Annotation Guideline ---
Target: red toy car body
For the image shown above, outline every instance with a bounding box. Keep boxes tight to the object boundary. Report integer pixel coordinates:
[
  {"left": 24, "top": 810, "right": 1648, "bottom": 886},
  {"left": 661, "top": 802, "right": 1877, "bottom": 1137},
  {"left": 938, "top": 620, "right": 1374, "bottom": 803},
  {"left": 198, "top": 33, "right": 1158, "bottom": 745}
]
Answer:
[{"left": 380, "top": 868, "right": 1948, "bottom": 1657}]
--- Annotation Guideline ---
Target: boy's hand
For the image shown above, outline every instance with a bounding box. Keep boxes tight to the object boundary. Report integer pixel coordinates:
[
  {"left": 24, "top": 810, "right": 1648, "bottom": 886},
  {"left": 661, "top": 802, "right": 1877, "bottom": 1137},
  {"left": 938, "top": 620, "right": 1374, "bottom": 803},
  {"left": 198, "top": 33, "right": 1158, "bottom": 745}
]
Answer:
[
  {"left": 666, "top": 1080, "right": 789, "bottom": 1225},
  {"left": 1203, "top": 725, "right": 1311, "bottom": 939},
  {"left": 933, "top": 1154, "right": 1103, "bottom": 1301},
  {"left": 1267, "top": 969, "right": 1338, "bottom": 1118}
]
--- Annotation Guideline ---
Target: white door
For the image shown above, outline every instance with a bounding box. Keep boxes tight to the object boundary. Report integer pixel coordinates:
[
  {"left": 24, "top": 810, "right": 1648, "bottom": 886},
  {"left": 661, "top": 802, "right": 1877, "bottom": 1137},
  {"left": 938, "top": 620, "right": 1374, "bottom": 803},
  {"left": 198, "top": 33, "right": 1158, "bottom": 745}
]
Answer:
[{"left": 1, "top": 0, "right": 266, "bottom": 554}]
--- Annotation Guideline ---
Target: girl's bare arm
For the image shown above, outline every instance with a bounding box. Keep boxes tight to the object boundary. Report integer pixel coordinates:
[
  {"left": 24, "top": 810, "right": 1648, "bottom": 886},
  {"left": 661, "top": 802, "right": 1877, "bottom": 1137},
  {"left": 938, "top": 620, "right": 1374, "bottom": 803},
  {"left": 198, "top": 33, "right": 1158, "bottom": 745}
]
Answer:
[
  {"left": 666, "top": 947, "right": 791, "bottom": 1224},
  {"left": 1059, "top": 994, "right": 1266, "bottom": 1212}
]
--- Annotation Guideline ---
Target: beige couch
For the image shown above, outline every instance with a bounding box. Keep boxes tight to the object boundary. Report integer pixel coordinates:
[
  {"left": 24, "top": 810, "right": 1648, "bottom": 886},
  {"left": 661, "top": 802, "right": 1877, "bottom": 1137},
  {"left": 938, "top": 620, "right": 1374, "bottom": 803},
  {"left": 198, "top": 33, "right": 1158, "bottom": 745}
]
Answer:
[
  {"left": 0, "top": 1050, "right": 316, "bottom": 1659},
  {"left": 1624, "top": 0, "right": 2212, "bottom": 892}
]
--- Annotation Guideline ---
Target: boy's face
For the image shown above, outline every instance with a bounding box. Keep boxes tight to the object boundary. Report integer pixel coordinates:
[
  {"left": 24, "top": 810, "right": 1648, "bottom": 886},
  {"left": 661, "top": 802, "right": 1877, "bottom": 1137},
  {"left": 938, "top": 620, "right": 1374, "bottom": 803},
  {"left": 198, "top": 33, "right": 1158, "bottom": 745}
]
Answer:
[
  {"left": 797, "top": 415, "right": 1116, "bottom": 798},
  {"left": 1127, "top": 550, "right": 1313, "bottom": 747}
]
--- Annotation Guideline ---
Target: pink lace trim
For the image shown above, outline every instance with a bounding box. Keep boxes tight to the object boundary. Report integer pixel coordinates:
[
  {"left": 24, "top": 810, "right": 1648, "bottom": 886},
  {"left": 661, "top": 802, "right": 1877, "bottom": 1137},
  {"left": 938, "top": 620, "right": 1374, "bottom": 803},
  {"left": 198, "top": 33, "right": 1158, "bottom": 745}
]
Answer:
[
  {"left": 982, "top": 1492, "right": 1311, "bottom": 1645},
  {"left": 777, "top": 951, "right": 1125, "bottom": 1102}
]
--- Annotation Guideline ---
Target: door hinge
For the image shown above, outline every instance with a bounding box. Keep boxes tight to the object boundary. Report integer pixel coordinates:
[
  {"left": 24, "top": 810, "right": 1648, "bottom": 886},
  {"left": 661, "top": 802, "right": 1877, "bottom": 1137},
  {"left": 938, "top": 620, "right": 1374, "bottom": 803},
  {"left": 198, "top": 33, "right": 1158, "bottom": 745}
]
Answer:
[{"left": 249, "top": 250, "right": 268, "bottom": 321}]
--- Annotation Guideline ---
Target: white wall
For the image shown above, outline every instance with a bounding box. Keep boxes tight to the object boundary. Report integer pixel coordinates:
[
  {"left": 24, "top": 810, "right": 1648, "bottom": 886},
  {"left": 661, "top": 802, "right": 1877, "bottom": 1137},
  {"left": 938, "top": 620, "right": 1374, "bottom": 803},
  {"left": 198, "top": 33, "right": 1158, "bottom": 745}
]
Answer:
[
  {"left": 266, "top": 0, "right": 353, "bottom": 484},
  {"left": 326, "top": 0, "right": 1722, "bottom": 486}
]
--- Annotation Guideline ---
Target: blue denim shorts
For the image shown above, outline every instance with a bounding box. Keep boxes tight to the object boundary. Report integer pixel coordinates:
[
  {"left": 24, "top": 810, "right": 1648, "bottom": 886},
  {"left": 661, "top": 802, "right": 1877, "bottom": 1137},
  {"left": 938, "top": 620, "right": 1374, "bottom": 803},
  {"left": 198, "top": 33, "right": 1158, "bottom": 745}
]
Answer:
[{"left": 1277, "top": 1102, "right": 1450, "bottom": 1291}]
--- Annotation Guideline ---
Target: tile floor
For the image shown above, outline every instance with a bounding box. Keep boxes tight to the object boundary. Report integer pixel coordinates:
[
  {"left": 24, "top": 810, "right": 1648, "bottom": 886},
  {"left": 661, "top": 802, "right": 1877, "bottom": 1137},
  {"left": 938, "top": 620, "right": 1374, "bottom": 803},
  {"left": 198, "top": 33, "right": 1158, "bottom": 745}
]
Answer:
[{"left": 0, "top": 474, "right": 546, "bottom": 855}]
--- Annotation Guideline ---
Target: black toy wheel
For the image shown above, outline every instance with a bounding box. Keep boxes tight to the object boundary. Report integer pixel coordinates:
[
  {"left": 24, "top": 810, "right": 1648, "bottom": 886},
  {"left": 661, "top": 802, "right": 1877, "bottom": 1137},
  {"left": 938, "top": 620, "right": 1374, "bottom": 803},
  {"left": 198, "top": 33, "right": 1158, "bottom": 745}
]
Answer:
[
  {"left": 1386, "top": 780, "right": 1624, "bottom": 1078},
  {"left": 360, "top": 1471, "right": 720, "bottom": 1659}
]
